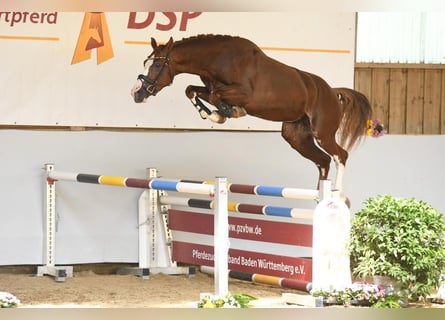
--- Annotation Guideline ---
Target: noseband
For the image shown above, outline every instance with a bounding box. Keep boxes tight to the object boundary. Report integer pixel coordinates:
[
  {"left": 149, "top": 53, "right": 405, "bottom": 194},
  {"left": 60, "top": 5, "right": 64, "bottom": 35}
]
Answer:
[{"left": 137, "top": 51, "right": 172, "bottom": 96}]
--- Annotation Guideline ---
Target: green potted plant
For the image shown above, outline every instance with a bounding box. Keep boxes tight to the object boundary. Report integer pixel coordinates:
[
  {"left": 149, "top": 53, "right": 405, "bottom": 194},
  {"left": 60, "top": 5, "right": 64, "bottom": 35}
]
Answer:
[{"left": 349, "top": 195, "right": 445, "bottom": 302}]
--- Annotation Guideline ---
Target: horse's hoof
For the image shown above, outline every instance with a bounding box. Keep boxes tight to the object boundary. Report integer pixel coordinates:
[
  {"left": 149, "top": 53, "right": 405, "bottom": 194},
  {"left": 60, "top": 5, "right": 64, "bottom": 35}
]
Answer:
[
  {"left": 199, "top": 111, "right": 208, "bottom": 119},
  {"left": 208, "top": 112, "right": 226, "bottom": 124}
]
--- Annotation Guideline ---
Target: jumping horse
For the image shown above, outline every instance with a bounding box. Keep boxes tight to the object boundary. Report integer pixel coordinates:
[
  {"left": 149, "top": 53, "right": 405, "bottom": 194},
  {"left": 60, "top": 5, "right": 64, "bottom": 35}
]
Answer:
[{"left": 131, "top": 34, "right": 372, "bottom": 202}]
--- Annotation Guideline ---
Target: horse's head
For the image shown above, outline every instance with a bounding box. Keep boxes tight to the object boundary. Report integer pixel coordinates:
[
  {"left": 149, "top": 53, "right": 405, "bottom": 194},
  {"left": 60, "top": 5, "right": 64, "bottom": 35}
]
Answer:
[{"left": 131, "top": 37, "right": 175, "bottom": 103}]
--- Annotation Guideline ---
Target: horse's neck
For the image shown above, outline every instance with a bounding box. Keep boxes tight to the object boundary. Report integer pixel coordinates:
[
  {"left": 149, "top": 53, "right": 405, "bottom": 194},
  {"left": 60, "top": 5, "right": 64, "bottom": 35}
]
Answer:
[
  {"left": 170, "top": 53, "right": 202, "bottom": 76},
  {"left": 171, "top": 43, "right": 217, "bottom": 76}
]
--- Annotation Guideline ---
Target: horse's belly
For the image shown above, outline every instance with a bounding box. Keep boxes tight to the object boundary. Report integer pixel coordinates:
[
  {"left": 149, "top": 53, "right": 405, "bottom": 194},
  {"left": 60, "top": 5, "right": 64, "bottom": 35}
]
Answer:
[
  {"left": 243, "top": 70, "right": 309, "bottom": 121},
  {"left": 245, "top": 101, "right": 305, "bottom": 122}
]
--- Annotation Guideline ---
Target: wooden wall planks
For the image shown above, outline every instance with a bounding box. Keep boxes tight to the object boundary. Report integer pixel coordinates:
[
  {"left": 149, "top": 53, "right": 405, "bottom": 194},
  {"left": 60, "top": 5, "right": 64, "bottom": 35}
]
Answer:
[{"left": 354, "top": 63, "right": 445, "bottom": 134}]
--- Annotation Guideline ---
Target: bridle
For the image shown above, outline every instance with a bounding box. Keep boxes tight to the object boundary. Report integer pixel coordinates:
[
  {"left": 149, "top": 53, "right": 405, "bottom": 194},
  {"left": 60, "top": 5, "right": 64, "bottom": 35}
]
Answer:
[{"left": 137, "top": 51, "right": 172, "bottom": 96}]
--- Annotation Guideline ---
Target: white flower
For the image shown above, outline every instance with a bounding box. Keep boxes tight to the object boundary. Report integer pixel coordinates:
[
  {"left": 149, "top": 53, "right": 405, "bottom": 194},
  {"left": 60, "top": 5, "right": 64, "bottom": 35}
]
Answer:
[{"left": 0, "top": 292, "right": 20, "bottom": 308}]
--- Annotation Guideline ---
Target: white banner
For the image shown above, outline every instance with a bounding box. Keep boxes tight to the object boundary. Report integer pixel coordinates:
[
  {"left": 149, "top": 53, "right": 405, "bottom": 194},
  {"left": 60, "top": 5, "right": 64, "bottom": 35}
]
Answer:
[{"left": 0, "top": 12, "right": 355, "bottom": 130}]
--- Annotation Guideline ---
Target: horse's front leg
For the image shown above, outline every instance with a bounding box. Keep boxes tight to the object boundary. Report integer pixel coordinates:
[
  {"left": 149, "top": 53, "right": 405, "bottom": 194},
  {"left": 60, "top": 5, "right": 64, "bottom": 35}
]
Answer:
[
  {"left": 185, "top": 85, "right": 211, "bottom": 118},
  {"left": 211, "top": 84, "right": 248, "bottom": 119},
  {"left": 185, "top": 85, "right": 227, "bottom": 123}
]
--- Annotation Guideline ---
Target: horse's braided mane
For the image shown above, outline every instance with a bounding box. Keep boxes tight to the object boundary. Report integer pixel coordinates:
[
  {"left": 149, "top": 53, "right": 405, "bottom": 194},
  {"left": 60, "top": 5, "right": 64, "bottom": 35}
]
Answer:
[{"left": 173, "top": 34, "right": 240, "bottom": 46}]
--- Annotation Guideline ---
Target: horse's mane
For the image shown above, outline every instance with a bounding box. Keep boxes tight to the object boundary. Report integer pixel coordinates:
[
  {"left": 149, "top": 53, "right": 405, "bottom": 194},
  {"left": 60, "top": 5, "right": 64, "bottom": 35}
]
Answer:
[{"left": 173, "top": 34, "right": 241, "bottom": 47}]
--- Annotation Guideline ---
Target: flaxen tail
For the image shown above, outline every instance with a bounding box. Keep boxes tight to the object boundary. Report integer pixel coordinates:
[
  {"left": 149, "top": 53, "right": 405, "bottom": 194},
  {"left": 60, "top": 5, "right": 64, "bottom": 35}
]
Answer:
[{"left": 334, "top": 87, "right": 372, "bottom": 151}]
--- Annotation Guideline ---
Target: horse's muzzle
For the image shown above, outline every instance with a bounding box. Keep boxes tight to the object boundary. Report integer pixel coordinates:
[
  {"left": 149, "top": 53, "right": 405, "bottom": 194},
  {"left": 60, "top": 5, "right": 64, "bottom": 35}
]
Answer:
[
  {"left": 133, "top": 92, "right": 146, "bottom": 103},
  {"left": 131, "top": 75, "right": 156, "bottom": 103},
  {"left": 133, "top": 85, "right": 151, "bottom": 103},
  {"left": 137, "top": 74, "right": 158, "bottom": 101}
]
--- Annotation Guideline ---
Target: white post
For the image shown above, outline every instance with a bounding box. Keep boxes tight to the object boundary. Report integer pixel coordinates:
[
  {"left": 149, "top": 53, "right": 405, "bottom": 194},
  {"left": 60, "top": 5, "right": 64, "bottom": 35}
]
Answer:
[
  {"left": 37, "top": 163, "right": 73, "bottom": 281},
  {"left": 318, "top": 179, "right": 331, "bottom": 201},
  {"left": 312, "top": 179, "right": 351, "bottom": 291},
  {"left": 213, "top": 176, "right": 229, "bottom": 297},
  {"left": 121, "top": 167, "right": 191, "bottom": 277},
  {"left": 44, "top": 163, "right": 56, "bottom": 268},
  {"left": 138, "top": 169, "right": 157, "bottom": 272},
  {"left": 148, "top": 167, "right": 159, "bottom": 268}
]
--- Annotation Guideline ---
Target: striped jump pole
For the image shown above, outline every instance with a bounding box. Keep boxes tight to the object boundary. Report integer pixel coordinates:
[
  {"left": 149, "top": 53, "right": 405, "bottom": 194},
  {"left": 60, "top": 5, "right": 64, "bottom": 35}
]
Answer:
[
  {"left": 227, "top": 183, "right": 319, "bottom": 200},
  {"left": 172, "top": 180, "right": 320, "bottom": 200},
  {"left": 47, "top": 171, "right": 215, "bottom": 196},
  {"left": 200, "top": 266, "right": 313, "bottom": 292},
  {"left": 47, "top": 171, "right": 329, "bottom": 200},
  {"left": 155, "top": 179, "right": 327, "bottom": 200},
  {"left": 159, "top": 196, "right": 313, "bottom": 220}
]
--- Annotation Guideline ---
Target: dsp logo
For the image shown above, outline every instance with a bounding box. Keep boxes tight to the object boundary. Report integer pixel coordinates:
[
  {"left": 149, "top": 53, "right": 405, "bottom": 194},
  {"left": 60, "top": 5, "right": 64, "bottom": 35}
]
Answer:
[
  {"left": 71, "top": 12, "right": 113, "bottom": 65},
  {"left": 71, "top": 12, "right": 202, "bottom": 65}
]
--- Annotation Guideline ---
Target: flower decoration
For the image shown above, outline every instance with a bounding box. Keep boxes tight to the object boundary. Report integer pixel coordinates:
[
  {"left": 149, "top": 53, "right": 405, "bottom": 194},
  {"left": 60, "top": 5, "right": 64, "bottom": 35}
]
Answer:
[
  {"left": 311, "top": 282, "right": 388, "bottom": 307},
  {"left": 0, "top": 292, "right": 20, "bottom": 308},
  {"left": 346, "top": 282, "right": 386, "bottom": 304},
  {"left": 366, "top": 119, "right": 386, "bottom": 137},
  {"left": 311, "top": 287, "right": 349, "bottom": 304},
  {"left": 197, "top": 293, "right": 257, "bottom": 308}
]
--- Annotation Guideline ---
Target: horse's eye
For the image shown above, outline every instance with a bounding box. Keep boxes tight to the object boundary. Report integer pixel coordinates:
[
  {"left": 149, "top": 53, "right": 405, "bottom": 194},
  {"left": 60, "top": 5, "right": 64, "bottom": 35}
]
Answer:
[{"left": 154, "top": 62, "right": 161, "bottom": 68}]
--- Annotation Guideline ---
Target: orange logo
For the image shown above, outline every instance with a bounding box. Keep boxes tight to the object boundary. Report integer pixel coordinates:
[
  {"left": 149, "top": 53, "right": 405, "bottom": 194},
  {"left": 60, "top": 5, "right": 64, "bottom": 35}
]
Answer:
[{"left": 71, "top": 12, "right": 114, "bottom": 65}]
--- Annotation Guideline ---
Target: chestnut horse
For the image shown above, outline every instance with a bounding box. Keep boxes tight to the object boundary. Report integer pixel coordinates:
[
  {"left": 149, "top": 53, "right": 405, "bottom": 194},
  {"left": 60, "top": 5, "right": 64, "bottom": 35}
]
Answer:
[{"left": 131, "top": 34, "right": 372, "bottom": 200}]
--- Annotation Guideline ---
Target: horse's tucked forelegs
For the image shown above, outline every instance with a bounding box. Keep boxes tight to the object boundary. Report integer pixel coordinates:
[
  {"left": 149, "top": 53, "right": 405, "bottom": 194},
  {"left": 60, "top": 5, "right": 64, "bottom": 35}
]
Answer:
[
  {"left": 217, "top": 101, "right": 234, "bottom": 118},
  {"left": 185, "top": 85, "right": 246, "bottom": 124},
  {"left": 193, "top": 96, "right": 212, "bottom": 118},
  {"left": 185, "top": 86, "right": 213, "bottom": 119},
  {"left": 208, "top": 111, "right": 227, "bottom": 124},
  {"left": 211, "top": 85, "right": 248, "bottom": 119},
  {"left": 185, "top": 85, "right": 227, "bottom": 123},
  {"left": 214, "top": 101, "right": 246, "bottom": 118},
  {"left": 231, "top": 106, "right": 248, "bottom": 118},
  {"left": 197, "top": 102, "right": 227, "bottom": 124}
]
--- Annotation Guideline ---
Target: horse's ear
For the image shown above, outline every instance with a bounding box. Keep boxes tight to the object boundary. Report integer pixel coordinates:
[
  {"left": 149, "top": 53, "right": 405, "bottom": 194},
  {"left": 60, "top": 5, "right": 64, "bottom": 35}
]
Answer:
[
  {"left": 151, "top": 37, "right": 158, "bottom": 49},
  {"left": 166, "top": 37, "right": 174, "bottom": 50}
]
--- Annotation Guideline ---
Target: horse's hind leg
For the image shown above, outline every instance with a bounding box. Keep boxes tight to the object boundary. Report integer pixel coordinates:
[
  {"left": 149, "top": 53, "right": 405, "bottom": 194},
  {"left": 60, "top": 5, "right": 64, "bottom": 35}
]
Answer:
[
  {"left": 311, "top": 114, "right": 349, "bottom": 199},
  {"left": 281, "top": 118, "right": 332, "bottom": 188}
]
